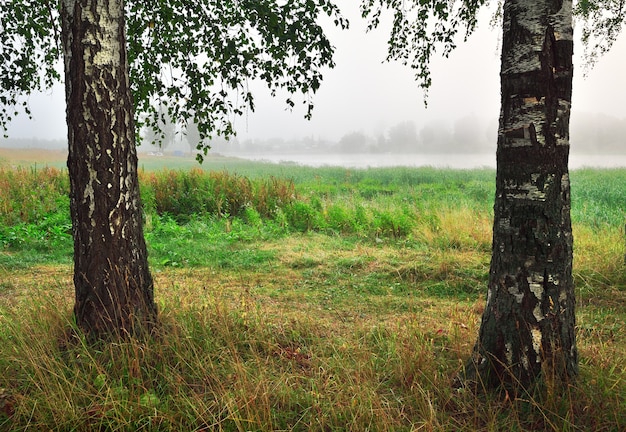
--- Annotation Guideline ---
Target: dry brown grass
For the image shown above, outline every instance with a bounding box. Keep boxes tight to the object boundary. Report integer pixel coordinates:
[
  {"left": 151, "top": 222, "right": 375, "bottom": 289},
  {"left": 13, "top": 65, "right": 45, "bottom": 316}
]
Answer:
[{"left": 1, "top": 225, "right": 624, "bottom": 430}]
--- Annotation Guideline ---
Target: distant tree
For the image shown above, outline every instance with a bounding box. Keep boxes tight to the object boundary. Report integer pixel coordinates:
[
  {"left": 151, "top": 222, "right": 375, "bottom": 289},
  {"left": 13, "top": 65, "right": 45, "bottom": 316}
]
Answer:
[
  {"left": 301, "top": 135, "right": 322, "bottom": 152},
  {"left": 364, "top": 0, "right": 579, "bottom": 391},
  {"left": 338, "top": 131, "right": 372, "bottom": 153},
  {"left": 418, "top": 120, "right": 453, "bottom": 152},
  {"left": 571, "top": 112, "right": 626, "bottom": 153},
  {"left": 387, "top": 121, "right": 418, "bottom": 152},
  {"left": 373, "top": 133, "right": 388, "bottom": 153},
  {"left": 452, "top": 114, "right": 491, "bottom": 153},
  {"left": 182, "top": 121, "right": 236, "bottom": 155},
  {"left": 1, "top": 0, "right": 346, "bottom": 339},
  {"left": 215, "top": 136, "right": 239, "bottom": 153}
]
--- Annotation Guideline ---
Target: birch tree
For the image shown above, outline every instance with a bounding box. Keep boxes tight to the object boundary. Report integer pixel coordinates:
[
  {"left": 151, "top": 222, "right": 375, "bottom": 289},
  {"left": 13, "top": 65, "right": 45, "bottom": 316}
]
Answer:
[
  {"left": 363, "top": 0, "right": 577, "bottom": 391},
  {"left": 1, "top": 0, "right": 345, "bottom": 339},
  {"left": 59, "top": 0, "right": 158, "bottom": 337},
  {"left": 461, "top": 0, "right": 577, "bottom": 391}
]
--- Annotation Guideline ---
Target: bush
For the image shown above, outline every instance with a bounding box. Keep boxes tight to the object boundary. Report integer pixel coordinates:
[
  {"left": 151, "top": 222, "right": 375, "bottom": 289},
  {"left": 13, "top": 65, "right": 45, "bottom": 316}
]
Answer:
[
  {"left": 0, "top": 167, "right": 68, "bottom": 225},
  {"left": 140, "top": 169, "right": 296, "bottom": 222},
  {"left": 285, "top": 202, "right": 317, "bottom": 232},
  {"left": 372, "top": 206, "right": 415, "bottom": 238},
  {"left": 325, "top": 203, "right": 353, "bottom": 234}
]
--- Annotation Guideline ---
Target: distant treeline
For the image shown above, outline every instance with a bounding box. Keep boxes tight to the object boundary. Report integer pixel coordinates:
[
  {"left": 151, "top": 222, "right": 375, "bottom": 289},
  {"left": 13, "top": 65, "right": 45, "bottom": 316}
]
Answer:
[
  {"left": 216, "top": 117, "right": 497, "bottom": 154},
  {"left": 211, "top": 114, "right": 626, "bottom": 155},
  {"left": 2, "top": 111, "right": 625, "bottom": 155}
]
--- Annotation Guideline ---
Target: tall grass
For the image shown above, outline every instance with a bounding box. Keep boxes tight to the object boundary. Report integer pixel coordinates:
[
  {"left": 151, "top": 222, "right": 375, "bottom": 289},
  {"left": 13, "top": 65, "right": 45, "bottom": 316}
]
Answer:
[
  {"left": 1, "top": 163, "right": 624, "bottom": 272},
  {"left": 1, "top": 163, "right": 623, "bottom": 238},
  {"left": 0, "top": 162, "right": 624, "bottom": 430},
  {"left": 0, "top": 161, "right": 621, "bottom": 278},
  {"left": 0, "top": 167, "right": 71, "bottom": 266},
  {"left": 1, "top": 256, "right": 624, "bottom": 431},
  {"left": 138, "top": 166, "right": 498, "bottom": 238},
  {"left": 140, "top": 168, "right": 297, "bottom": 221},
  {"left": 0, "top": 166, "right": 69, "bottom": 226},
  {"left": 570, "top": 168, "right": 626, "bottom": 228}
]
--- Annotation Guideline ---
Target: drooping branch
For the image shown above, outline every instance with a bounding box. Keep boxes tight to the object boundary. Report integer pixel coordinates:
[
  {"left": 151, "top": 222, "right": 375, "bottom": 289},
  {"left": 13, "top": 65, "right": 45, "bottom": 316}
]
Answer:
[
  {"left": 360, "top": 0, "right": 487, "bottom": 103},
  {"left": 1, "top": 0, "right": 347, "bottom": 160},
  {"left": 575, "top": 0, "right": 626, "bottom": 71}
]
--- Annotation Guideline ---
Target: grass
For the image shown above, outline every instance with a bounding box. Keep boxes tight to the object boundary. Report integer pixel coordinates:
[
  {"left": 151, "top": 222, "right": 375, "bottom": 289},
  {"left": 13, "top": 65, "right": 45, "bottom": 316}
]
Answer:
[{"left": 0, "top": 157, "right": 625, "bottom": 430}]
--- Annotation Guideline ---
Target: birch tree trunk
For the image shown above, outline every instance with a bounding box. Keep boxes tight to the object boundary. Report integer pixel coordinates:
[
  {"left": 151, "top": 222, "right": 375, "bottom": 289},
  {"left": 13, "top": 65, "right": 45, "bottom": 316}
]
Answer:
[
  {"left": 460, "top": 0, "right": 577, "bottom": 390},
  {"left": 60, "top": 0, "right": 157, "bottom": 338}
]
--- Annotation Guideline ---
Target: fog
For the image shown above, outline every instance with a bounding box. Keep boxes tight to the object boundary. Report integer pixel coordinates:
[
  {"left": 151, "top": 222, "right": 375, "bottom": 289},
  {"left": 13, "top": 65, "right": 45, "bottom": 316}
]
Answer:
[{"left": 2, "top": 3, "right": 626, "bottom": 165}]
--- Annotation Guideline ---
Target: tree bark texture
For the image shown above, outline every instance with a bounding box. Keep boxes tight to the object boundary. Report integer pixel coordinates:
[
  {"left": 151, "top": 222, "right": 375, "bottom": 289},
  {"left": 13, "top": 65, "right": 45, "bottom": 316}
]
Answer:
[
  {"left": 60, "top": 0, "right": 157, "bottom": 338},
  {"left": 462, "top": 0, "right": 577, "bottom": 390}
]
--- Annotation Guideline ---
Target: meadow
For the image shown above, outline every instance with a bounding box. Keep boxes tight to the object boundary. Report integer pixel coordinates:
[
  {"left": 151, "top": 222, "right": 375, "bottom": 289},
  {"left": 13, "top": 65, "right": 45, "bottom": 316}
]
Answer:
[{"left": 0, "top": 151, "right": 625, "bottom": 431}]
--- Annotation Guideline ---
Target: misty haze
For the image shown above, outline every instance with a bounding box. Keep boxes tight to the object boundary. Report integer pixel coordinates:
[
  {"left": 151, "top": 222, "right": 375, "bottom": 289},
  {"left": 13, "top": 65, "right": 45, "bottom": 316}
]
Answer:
[
  {"left": 3, "top": 110, "right": 626, "bottom": 169},
  {"left": 1, "top": 2, "right": 625, "bottom": 168}
]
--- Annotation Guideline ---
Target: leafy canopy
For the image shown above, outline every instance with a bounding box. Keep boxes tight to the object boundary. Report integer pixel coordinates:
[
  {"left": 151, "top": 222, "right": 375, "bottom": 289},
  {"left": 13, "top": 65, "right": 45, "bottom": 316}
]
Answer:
[
  {"left": 2, "top": 0, "right": 624, "bottom": 149},
  {"left": 0, "top": 0, "right": 347, "bottom": 159},
  {"left": 362, "top": 0, "right": 625, "bottom": 99}
]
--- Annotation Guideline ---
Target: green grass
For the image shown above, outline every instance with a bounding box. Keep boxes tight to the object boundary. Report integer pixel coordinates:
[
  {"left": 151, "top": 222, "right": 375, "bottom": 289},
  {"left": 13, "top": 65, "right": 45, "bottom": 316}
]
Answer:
[{"left": 0, "top": 161, "right": 625, "bottom": 430}]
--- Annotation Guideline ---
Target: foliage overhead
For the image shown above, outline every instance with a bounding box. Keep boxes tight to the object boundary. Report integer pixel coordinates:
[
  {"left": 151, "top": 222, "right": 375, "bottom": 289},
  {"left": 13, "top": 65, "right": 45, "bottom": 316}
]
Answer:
[
  {"left": 360, "top": 0, "right": 487, "bottom": 103},
  {"left": 2, "top": 0, "right": 624, "bottom": 150},
  {"left": 126, "top": 0, "right": 347, "bottom": 160},
  {"left": 574, "top": 0, "right": 626, "bottom": 71},
  {"left": 0, "top": 1, "right": 61, "bottom": 135},
  {"left": 0, "top": 0, "right": 347, "bottom": 159}
]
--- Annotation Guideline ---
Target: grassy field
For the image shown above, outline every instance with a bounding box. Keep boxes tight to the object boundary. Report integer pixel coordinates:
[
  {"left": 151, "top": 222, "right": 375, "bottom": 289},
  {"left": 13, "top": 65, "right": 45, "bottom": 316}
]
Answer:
[{"left": 0, "top": 150, "right": 625, "bottom": 431}]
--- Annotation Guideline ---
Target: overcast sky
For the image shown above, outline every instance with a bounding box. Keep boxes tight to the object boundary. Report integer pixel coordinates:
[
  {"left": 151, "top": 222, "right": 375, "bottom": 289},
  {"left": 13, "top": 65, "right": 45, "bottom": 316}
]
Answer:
[{"left": 4, "top": 2, "right": 625, "bottom": 145}]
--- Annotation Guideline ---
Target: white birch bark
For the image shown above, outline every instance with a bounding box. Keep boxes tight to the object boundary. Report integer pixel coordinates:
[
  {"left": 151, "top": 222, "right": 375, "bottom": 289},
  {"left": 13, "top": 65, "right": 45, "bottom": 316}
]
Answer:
[
  {"left": 459, "top": 0, "right": 577, "bottom": 390},
  {"left": 61, "top": 0, "right": 157, "bottom": 338}
]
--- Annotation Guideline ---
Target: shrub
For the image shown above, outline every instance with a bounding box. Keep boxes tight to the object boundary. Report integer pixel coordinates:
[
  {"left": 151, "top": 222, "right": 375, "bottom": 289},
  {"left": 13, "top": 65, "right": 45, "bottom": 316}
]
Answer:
[
  {"left": 139, "top": 169, "right": 297, "bottom": 222},
  {"left": 284, "top": 202, "right": 317, "bottom": 232},
  {"left": 372, "top": 206, "right": 415, "bottom": 238},
  {"left": 253, "top": 176, "right": 296, "bottom": 218},
  {"left": 325, "top": 203, "right": 353, "bottom": 234},
  {"left": 0, "top": 167, "right": 68, "bottom": 225}
]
